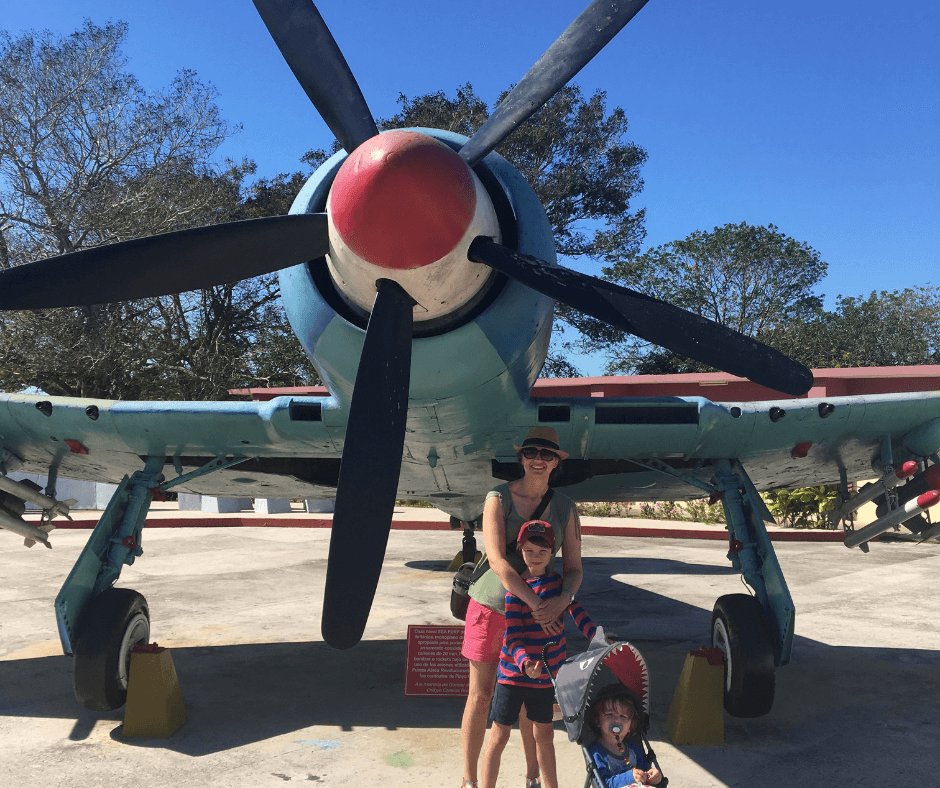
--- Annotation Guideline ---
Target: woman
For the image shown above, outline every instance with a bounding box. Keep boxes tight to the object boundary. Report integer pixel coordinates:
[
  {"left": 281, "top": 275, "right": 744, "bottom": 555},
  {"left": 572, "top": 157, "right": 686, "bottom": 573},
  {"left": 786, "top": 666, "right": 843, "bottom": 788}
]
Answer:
[{"left": 460, "top": 427, "right": 584, "bottom": 788}]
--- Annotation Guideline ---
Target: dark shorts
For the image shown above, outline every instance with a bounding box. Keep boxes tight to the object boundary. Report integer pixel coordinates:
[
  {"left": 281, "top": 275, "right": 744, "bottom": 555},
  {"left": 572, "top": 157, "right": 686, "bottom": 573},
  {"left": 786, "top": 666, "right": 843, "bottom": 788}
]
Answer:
[{"left": 491, "top": 681, "right": 555, "bottom": 726}]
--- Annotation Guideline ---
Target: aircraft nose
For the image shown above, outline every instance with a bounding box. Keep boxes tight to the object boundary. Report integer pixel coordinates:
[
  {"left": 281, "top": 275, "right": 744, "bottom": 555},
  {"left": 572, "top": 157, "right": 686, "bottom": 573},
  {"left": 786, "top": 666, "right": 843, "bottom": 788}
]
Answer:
[{"left": 329, "top": 130, "right": 476, "bottom": 271}]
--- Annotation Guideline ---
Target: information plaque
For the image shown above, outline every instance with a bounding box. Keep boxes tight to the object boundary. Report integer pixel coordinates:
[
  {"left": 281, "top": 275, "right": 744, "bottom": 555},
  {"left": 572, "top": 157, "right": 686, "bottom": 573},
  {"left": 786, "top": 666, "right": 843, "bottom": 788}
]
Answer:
[{"left": 404, "top": 625, "right": 469, "bottom": 697}]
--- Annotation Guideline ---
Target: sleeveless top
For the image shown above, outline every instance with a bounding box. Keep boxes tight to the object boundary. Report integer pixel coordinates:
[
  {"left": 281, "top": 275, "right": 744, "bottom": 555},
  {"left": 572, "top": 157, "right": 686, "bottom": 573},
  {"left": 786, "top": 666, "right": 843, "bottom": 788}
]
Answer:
[{"left": 467, "top": 482, "right": 575, "bottom": 614}]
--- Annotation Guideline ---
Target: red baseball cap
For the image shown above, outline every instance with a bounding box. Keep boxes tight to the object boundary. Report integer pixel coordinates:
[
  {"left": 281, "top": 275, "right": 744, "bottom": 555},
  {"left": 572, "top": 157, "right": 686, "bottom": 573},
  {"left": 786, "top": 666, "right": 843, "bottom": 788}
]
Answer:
[{"left": 517, "top": 520, "right": 555, "bottom": 551}]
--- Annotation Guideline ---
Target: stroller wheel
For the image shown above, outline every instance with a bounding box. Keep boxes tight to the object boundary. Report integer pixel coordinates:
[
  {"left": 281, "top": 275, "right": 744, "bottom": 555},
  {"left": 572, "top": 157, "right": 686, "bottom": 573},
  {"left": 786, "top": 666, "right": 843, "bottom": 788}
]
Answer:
[{"left": 711, "top": 594, "right": 775, "bottom": 717}]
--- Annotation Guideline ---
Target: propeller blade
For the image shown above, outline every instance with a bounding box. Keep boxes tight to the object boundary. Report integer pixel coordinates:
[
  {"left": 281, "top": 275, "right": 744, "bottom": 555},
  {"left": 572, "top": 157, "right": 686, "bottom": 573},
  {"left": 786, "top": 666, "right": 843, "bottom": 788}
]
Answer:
[
  {"left": 321, "top": 278, "right": 415, "bottom": 649},
  {"left": 252, "top": 0, "right": 378, "bottom": 153},
  {"left": 0, "top": 214, "right": 329, "bottom": 310},
  {"left": 459, "top": 0, "right": 650, "bottom": 168},
  {"left": 468, "top": 237, "right": 814, "bottom": 396}
]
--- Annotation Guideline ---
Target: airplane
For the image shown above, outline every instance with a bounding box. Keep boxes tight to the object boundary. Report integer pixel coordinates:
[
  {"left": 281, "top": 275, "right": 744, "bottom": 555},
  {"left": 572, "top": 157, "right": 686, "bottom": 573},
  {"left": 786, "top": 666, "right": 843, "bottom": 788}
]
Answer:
[{"left": 1, "top": 0, "right": 938, "bottom": 722}]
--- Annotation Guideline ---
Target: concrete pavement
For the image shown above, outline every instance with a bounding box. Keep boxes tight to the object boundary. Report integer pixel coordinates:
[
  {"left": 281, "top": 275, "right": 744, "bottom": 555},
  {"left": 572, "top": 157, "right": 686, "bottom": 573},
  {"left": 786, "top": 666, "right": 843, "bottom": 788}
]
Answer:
[{"left": 2, "top": 512, "right": 939, "bottom": 786}]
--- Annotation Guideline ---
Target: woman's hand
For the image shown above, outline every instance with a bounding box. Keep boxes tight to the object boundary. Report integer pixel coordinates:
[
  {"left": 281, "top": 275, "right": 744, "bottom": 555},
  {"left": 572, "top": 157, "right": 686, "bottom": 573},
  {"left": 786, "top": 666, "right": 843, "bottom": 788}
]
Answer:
[
  {"left": 531, "top": 594, "right": 569, "bottom": 633},
  {"left": 535, "top": 616, "right": 563, "bottom": 635},
  {"left": 532, "top": 591, "right": 571, "bottom": 629}
]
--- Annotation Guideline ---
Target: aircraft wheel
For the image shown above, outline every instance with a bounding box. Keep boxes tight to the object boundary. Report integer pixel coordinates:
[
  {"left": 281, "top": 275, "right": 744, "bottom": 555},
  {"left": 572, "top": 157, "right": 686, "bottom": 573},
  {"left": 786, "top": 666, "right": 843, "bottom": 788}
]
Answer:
[
  {"left": 73, "top": 588, "right": 150, "bottom": 711},
  {"left": 711, "top": 594, "right": 775, "bottom": 717}
]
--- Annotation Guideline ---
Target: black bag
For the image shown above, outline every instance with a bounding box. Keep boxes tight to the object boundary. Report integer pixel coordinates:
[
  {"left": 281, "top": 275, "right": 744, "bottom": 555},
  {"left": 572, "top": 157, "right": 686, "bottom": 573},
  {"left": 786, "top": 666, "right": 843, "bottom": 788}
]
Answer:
[
  {"left": 450, "top": 488, "right": 554, "bottom": 621},
  {"left": 450, "top": 562, "right": 476, "bottom": 620}
]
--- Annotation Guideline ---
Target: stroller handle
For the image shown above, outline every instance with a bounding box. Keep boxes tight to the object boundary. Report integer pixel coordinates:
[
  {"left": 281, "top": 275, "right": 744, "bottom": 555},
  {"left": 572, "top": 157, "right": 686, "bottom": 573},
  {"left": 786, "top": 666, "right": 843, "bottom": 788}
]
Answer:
[{"left": 540, "top": 641, "right": 561, "bottom": 688}]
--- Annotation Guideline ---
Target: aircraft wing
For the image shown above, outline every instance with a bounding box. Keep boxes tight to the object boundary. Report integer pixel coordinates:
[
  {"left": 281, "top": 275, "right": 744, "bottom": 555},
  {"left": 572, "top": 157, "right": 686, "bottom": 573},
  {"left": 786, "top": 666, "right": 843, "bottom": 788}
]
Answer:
[
  {"left": 3, "top": 385, "right": 938, "bottom": 508},
  {"left": 0, "top": 393, "right": 344, "bottom": 500},
  {"left": 716, "top": 391, "right": 940, "bottom": 491},
  {"left": 503, "top": 389, "right": 940, "bottom": 504}
]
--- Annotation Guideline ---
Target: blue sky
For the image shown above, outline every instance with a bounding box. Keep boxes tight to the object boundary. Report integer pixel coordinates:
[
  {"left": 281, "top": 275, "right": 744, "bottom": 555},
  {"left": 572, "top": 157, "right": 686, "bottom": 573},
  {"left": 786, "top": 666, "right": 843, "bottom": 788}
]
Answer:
[{"left": 5, "top": 1, "right": 939, "bottom": 373}]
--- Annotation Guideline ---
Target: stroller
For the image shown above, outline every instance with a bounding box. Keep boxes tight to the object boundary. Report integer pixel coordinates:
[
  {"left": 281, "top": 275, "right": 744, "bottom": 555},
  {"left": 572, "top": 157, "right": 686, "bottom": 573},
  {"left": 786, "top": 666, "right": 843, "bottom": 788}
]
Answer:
[{"left": 542, "top": 629, "right": 668, "bottom": 788}]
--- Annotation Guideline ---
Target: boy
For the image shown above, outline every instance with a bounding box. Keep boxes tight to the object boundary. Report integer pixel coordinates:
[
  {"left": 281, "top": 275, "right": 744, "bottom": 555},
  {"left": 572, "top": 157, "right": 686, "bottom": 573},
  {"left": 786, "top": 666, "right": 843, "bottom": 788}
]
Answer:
[
  {"left": 587, "top": 690, "right": 663, "bottom": 787},
  {"left": 479, "top": 520, "right": 598, "bottom": 788}
]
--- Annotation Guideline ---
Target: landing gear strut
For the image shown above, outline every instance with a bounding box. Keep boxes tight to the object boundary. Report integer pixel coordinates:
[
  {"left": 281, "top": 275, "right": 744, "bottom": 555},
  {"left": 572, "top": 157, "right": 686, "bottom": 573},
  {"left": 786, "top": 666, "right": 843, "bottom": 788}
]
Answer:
[
  {"left": 55, "top": 454, "right": 249, "bottom": 711},
  {"left": 711, "top": 459, "right": 794, "bottom": 718},
  {"left": 54, "top": 459, "right": 163, "bottom": 711}
]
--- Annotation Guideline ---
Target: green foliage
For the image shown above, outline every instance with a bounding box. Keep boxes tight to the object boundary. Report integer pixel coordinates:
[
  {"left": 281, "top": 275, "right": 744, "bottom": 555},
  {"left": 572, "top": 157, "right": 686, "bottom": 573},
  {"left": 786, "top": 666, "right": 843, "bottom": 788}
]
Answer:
[
  {"left": 540, "top": 348, "right": 585, "bottom": 378},
  {"left": 763, "top": 486, "right": 840, "bottom": 529},
  {"left": 219, "top": 166, "right": 322, "bottom": 390},
  {"left": 0, "top": 21, "right": 320, "bottom": 398},
  {"left": 577, "top": 499, "right": 724, "bottom": 523},
  {"left": 640, "top": 501, "right": 681, "bottom": 520},
  {"left": 684, "top": 498, "right": 726, "bottom": 524},
  {"left": 0, "top": 21, "right": 232, "bottom": 258},
  {"left": 577, "top": 222, "right": 827, "bottom": 374},
  {"left": 380, "top": 84, "right": 489, "bottom": 138},
  {"left": 395, "top": 499, "right": 434, "bottom": 508},
  {"left": 569, "top": 214, "right": 937, "bottom": 374},
  {"left": 775, "top": 286, "right": 940, "bottom": 369},
  {"left": 577, "top": 501, "right": 632, "bottom": 517}
]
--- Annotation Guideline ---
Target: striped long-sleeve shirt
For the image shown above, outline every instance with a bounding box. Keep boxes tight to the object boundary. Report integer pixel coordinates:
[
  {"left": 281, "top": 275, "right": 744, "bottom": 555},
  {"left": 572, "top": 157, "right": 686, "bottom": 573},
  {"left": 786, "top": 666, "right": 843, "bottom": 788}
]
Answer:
[{"left": 498, "top": 571, "right": 596, "bottom": 687}]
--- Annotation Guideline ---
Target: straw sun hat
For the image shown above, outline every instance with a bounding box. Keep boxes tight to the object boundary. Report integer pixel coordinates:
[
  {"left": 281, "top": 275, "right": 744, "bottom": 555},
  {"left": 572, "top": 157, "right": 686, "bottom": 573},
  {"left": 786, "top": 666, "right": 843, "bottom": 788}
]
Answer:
[{"left": 513, "top": 426, "right": 569, "bottom": 460}]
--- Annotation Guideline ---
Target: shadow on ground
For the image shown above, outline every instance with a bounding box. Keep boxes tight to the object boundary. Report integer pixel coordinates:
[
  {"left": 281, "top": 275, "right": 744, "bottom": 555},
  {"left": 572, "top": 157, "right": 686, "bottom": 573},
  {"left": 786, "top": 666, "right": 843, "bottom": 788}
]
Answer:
[{"left": 2, "top": 553, "right": 939, "bottom": 786}]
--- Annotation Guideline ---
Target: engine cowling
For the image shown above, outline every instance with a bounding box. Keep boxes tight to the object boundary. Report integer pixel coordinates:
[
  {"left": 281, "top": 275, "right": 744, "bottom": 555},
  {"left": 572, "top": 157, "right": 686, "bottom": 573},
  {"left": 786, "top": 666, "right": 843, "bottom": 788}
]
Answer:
[{"left": 278, "top": 129, "right": 557, "bottom": 411}]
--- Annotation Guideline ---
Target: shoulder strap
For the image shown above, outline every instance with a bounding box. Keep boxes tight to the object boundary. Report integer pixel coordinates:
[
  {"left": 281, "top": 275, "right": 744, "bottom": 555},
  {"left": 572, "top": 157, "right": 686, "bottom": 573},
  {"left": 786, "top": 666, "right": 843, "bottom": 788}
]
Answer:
[
  {"left": 531, "top": 488, "right": 554, "bottom": 521},
  {"left": 505, "top": 488, "right": 554, "bottom": 553},
  {"left": 468, "top": 488, "right": 555, "bottom": 584}
]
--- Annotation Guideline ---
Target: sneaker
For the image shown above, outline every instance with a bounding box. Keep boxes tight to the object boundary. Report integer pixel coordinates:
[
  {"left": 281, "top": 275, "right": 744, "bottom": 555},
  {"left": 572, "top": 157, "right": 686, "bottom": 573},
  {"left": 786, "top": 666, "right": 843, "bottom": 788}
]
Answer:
[{"left": 526, "top": 779, "right": 541, "bottom": 788}]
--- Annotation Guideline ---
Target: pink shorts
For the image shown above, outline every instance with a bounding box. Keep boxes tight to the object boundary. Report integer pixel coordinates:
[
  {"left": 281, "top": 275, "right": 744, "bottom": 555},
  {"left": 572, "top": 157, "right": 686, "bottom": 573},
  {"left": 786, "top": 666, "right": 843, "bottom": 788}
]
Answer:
[{"left": 461, "top": 598, "right": 506, "bottom": 663}]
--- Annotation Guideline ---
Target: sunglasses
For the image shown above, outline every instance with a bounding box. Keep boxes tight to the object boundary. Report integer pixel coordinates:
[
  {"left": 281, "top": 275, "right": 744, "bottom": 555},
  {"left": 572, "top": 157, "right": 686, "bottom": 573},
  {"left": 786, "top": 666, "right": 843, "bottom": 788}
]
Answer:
[{"left": 521, "top": 447, "right": 559, "bottom": 461}]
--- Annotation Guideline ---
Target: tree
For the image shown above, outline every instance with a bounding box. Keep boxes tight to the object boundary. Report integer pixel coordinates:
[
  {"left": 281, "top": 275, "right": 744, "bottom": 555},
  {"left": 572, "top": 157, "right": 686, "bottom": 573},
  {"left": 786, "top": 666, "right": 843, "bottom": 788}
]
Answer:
[
  {"left": 576, "top": 222, "right": 828, "bottom": 374},
  {"left": 777, "top": 286, "right": 940, "bottom": 369},
  {"left": 0, "top": 21, "right": 232, "bottom": 258},
  {"left": 224, "top": 170, "right": 324, "bottom": 389},
  {"left": 0, "top": 21, "right": 319, "bottom": 398},
  {"left": 306, "top": 83, "right": 649, "bottom": 376}
]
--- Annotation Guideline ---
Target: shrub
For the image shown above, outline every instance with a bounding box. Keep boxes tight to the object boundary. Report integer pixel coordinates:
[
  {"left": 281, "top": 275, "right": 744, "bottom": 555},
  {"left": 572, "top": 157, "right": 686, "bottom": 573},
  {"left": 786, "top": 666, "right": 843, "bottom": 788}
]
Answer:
[{"left": 762, "top": 486, "right": 839, "bottom": 529}]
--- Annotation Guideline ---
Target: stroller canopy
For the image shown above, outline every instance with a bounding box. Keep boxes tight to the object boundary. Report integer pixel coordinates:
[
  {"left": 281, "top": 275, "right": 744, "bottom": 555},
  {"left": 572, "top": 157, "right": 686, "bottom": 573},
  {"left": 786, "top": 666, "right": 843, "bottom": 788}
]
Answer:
[{"left": 554, "top": 637, "right": 651, "bottom": 744}]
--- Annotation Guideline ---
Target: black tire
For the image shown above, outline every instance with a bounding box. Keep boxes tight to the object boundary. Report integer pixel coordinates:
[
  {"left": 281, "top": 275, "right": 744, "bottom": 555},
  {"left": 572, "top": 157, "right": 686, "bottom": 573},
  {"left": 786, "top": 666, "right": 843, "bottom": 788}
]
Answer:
[
  {"left": 711, "top": 594, "right": 775, "bottom": 718},
  {"left": 73, "top": 588, "right": 150, "bottom": 711}
]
